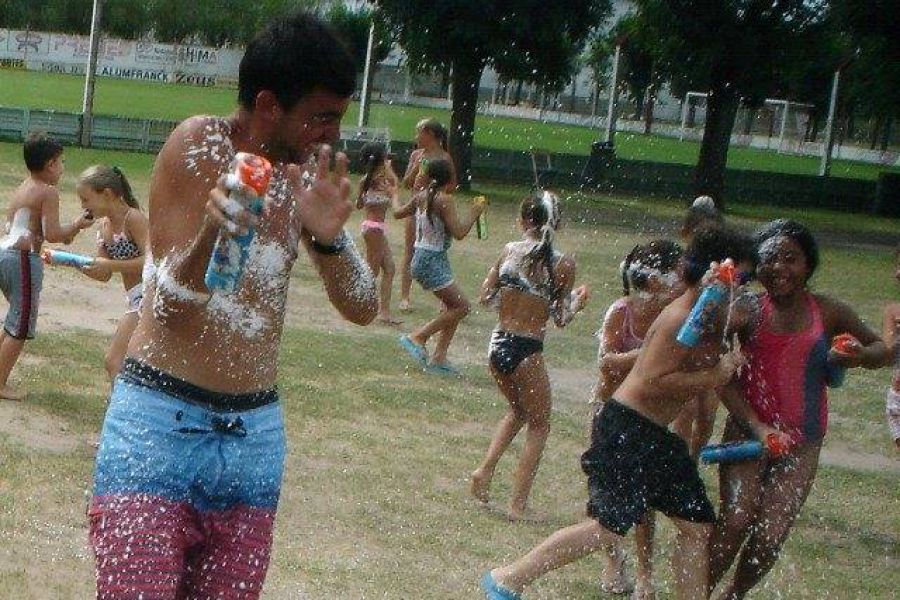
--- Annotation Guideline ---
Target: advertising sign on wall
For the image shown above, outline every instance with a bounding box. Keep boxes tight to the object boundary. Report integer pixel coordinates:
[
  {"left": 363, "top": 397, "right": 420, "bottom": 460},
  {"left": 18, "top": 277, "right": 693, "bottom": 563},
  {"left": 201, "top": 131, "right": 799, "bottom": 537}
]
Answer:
[{"left": 0, "top": 29, "right": 242, "bottom": 88}]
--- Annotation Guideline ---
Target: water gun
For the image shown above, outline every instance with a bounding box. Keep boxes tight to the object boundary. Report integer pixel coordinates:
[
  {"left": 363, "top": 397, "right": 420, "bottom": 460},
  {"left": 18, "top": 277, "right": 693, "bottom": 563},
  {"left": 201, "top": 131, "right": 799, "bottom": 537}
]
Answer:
[
  {"left": 204, "top": 152, "right": 273, "bottom": 293},
  {"left": 826, "top": 333, "right": 859, "bottom": 388},
  {"left": 41, "top": 249, "right": 94, "bottom": 269},
  {"left": 699, "top": 432, "right": 792, "bottom": 464},
  {"left": 473, "top": 195, "right": 488, "bottom": 240},
  {"left": 676, "top": 259, "right": 736, "bottom": 347}
]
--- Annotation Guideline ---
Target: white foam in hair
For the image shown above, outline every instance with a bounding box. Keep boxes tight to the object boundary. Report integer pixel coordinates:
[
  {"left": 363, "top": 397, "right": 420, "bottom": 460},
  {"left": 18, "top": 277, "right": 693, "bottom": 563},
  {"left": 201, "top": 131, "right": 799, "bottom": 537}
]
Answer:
[
  {"left": 541, "top": 190, "right": 560, "bottom": 229},
  {"left": 693, "top": 195, "right": 716, "bottom": 211}
]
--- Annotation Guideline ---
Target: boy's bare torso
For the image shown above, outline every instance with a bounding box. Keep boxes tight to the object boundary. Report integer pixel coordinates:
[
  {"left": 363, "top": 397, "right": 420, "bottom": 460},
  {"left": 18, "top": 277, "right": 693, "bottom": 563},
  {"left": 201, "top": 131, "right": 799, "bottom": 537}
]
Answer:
[
  {"left": 3, "top": 178, "right": 53, "bottom": 252},
  {"left": 615, "top": 293, "right": 725, "bottom": 427}
]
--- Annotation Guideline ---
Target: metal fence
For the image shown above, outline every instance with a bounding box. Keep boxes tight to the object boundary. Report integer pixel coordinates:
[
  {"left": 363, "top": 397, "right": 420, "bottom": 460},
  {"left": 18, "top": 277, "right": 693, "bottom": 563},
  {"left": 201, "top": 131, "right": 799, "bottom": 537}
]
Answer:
[{"left": 0, "top": 105, "right": 391, "bottom": 155}]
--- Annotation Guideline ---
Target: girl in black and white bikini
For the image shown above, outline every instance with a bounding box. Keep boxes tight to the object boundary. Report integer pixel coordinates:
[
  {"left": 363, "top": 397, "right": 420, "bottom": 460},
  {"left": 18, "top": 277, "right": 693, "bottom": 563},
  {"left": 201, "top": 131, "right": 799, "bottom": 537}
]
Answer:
[
  {"left": 75, "top": 165, "right": 149, "bottom": 381},
  {"left": 471, "top": 191, "right": 589, "bottom": 521}
]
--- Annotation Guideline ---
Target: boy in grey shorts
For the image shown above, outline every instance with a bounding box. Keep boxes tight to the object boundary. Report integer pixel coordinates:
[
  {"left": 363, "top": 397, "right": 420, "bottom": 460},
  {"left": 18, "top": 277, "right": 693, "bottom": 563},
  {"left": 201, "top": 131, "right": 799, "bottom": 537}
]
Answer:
[{"left": 0, "top": 133, "right": 92, "bottom": 400}]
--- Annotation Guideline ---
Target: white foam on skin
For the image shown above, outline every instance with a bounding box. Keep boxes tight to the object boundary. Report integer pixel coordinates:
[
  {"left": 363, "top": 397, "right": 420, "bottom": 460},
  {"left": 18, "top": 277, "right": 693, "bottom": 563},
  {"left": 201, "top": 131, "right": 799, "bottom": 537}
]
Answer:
[
  {"left": 153, "top": 255, "right": 211, "bottom": 321},
  {"left": 207, "top": 293, "right": 268, "bottom": 341},
  {"left": 0, "top": 207, "right": 32, "bottom": 250},
  {"left": 336, "top": 233, "right": 377, "bottom": 304},
  {"left": 757, "top": 235, "right": 785, "bottom": 265},
  {"left": 184, "top": 121, "right": 234, "bottom": 181}
]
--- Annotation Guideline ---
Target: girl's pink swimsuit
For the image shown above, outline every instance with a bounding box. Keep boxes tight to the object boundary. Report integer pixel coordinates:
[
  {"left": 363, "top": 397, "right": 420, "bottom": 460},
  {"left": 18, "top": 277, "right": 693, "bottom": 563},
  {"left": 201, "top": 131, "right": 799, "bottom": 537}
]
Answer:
[
  {"left": 597, "top": 297, "right": 644, "bottom": 360},
  {"left": 739, "top": 293, "right": 830, "bottom": 444}
]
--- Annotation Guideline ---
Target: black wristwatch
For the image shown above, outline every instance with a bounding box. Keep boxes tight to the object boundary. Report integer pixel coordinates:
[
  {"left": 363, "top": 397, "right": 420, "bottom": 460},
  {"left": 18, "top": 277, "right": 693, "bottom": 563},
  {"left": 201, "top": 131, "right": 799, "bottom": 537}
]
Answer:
[{"left": 310, "top": 230, "right": 349, "bottom": 255}]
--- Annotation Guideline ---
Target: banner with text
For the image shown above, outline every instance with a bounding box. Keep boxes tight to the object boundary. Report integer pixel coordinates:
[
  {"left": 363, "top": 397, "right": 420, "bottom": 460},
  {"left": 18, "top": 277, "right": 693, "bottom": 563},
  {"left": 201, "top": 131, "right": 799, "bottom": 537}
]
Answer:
[{"left": 0, "top": 29, "right": 242, "bottom": 88}]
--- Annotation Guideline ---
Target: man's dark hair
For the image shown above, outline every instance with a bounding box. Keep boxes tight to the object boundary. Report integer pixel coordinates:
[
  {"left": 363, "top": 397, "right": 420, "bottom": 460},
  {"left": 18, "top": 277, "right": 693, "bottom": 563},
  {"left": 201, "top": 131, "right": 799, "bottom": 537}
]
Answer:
[
  {"left": 683, "top": 227, "right": 755, "bottom": 285},
  {"left": 754, "top": 219, "right": 819, "bottom": 279},
  {"left": 238, "top": 11, "right": 356, "bottom": 111},
  {"left": 23, "top": 132, "right": 63, "bottom": 172}
]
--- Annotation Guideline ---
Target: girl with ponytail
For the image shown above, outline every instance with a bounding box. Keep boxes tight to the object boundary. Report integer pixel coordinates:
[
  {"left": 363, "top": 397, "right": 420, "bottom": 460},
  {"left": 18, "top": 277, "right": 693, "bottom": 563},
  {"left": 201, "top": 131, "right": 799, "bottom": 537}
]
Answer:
[
  {"left": 471, "top": 190, "right": 589, "bottom": 522},
  {"left": 356, "top": 142, "right": 401, "bottom": 325},
  {"left": 394, "top": 159, "right": 484, "bottom": 376},
  {"left": 398, "top": 118, "right": 457, "bottom": 311},
  {"left": 75, "top": 165, "right": 149, "bottom": 382}
]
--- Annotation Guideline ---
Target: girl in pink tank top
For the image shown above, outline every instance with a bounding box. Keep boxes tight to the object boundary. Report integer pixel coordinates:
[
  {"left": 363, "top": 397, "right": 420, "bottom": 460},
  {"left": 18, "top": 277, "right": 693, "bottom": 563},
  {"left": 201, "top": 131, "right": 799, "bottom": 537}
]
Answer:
[
  {"left": 739, "top": 292, "right": 830, "bottom": 444},
  {"left": 711, "top": 219, "right": 887, "bottom": 600}
]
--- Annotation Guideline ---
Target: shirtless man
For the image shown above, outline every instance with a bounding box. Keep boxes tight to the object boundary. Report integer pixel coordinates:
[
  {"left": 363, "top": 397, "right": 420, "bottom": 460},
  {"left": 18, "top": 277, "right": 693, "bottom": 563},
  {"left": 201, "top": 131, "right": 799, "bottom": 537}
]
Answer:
[
  {"left": 89, "top": 12, "right": 377, "bottom": 599},
  {"left": 482, "top": 227, "right": 784, "bottom": 600},
  {"left": 0, "top": 133, "right": 92, "bottom": 400}
]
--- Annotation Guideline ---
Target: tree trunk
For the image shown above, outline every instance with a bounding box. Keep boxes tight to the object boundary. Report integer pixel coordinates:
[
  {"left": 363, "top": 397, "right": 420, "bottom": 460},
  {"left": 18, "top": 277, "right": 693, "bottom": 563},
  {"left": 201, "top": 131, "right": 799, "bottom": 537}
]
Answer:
[
  {"left": 810, "top": 116, "right": 820, "bottom": 142},
  {"left": 513, "top": 80, "right": 524, "bottom": 105},
  {"left": 634, "top": 92, "right": 644, "bottom": 121},
  {"left": 642, "top": 84, "right": 655, "bottom": 135},
  {"left": 448, "top": 58, "right": 483, "bottom": 191},
  {"left": 881, "top": 117, "right": 893, "bottom": 152},
  {"left": 694, "top": 82, "right": 739, "bottom": 209},
  {"left": 439, "top": 67, "right": 451, "bottom": 97},
  {"left": 570, "top": 76, "right": 578, "bottom": 112},
  {"left": 870, "top": 116, "right": 883, "bottom": 150},
  {"left": 743, "top": 107, "right": 756, "bottom": 135}
]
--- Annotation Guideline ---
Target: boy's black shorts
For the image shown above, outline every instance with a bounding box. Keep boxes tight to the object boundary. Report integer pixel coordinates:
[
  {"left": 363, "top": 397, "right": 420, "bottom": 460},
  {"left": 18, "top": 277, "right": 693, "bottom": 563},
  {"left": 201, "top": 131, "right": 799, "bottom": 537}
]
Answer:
[{"left": 581, "top": 400, "right": 715, "bottom": 535}]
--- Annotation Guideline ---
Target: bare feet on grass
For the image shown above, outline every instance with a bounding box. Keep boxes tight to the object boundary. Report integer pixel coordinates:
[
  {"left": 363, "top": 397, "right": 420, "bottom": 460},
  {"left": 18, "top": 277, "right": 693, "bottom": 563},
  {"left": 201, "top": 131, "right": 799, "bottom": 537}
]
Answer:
[
  {"left": 632, "top": 578, "right": 655, "bottom": 600},
  {"left": 376, "top": 315, "right": 403, "bottom": 326},
  {"left": 506, "top": 506, "right": 548, "bottom": 524},
  {"left": 600, "top": 545, "right": 633, "bottom": 595},
  {"left": 470, "top": 470, "right": 490, "bottom": 503},
  {"left": 0, "top": 385, "right": 26, "bottom": 401}
]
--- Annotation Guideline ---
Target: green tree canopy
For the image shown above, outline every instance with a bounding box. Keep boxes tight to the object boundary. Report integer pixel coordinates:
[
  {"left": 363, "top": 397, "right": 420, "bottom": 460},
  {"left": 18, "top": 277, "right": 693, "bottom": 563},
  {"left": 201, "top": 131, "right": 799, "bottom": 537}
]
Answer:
[
  {"left": 635, "top": 0, "right": 829, "bottom": 205},
  {"left": 375, "top": 0, "right": 611, "bottom": 187}
]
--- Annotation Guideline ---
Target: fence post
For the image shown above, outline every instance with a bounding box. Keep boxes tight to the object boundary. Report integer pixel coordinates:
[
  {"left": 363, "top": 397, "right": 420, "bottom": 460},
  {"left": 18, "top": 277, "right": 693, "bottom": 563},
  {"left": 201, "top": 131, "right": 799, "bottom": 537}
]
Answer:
[{"left": 141, "top": 119, "right": 151, "bottom": 152}]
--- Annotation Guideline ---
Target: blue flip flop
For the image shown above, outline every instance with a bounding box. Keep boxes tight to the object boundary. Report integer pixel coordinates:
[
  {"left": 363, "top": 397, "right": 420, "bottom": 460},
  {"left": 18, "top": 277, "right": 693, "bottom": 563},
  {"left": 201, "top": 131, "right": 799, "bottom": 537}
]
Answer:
[
  {"left": 425, "top": 361, "right": 461, "bottom": 377},
  {"left": 399, "top": 335, "right": 427, "bottom": 365},
  {"left": 481, "top": 571, "right": 522, "bottom": 600}
]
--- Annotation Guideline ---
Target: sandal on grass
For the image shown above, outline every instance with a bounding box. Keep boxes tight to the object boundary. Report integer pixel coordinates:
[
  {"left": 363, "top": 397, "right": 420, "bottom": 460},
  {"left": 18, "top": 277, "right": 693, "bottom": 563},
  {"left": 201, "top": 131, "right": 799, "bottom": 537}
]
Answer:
[
  {"left": 399, "top": 335, "right": 427, "bottom": 365},
  {"left": 481, "top": 571, "right": 522, "bottom": 600}
]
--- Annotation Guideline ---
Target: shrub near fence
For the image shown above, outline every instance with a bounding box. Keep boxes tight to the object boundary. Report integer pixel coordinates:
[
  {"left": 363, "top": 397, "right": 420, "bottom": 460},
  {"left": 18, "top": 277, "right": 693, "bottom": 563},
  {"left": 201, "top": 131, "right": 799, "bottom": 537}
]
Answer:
[{"left": 0, "top": 105, "right": 887, "bottom": 216}]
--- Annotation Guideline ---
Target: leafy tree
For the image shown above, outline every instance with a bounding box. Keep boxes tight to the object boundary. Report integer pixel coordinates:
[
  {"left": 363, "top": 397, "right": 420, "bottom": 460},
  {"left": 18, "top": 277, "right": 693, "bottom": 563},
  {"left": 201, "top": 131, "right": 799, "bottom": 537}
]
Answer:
[
  {"left": 103, "top": 0, "right": 153, "bottom": 40},
  {"left": 323, "top": 3, "right": 392, "bottom": 72},
  {"left": 374, "top": 0, "right": 610, "bottom": 188},
  {"left": 833, "top": 0, "right": 900, "bottom": 150},
  {"left": 635, "top": 0, "right": 829, "bottom": 207}
]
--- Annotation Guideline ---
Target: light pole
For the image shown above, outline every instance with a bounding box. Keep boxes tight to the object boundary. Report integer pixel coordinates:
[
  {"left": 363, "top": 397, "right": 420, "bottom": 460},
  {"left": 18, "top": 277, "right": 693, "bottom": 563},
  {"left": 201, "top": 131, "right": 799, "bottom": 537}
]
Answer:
[
  {"left": 603, "top": 37, "right": 625, "bottom": 146},
  {"left": 81, "top": 0, "right": 103, "bottom": 147},
  {"left": 357, "top": 20, "right": 376, "bottom": 128},
  {"left": 819, "top": 51, "right": 857, "bottom": 177}
]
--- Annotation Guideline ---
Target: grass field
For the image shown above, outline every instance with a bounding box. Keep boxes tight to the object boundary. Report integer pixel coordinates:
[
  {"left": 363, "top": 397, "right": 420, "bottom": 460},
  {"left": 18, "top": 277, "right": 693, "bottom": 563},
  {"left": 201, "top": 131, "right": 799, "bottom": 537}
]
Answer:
[
  {"left": 2, "top": 69, "right": 898, "bottom": 181},
  {"left": 0, "top": 141, "right": 897, "bottom": 598}
]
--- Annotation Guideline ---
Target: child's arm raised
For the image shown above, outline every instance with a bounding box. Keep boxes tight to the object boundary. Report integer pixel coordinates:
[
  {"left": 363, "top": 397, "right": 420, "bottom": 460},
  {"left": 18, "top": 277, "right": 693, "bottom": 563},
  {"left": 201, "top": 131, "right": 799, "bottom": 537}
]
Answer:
[
  {"left": 40, "top": 188, "right": 92, "bottom": 244},
  {"left": 401, "top": 149, "right": 423, "bottom": 190},
  {"left": 821, "top": 295, "right": 890, "bottom": 368},
  {"left": 644, "top": 318, "right": 743, "bottom": 396},
  {"left": 548, "top": 255, "right": 589, "bottom": 328},
  {"left": 479, "top": 247, "right": 507, "bottom": 306},
  {"left": 438, "top": 194, "right": 485, "bottom": 240},
  {"left": 392, "top": 190, "right": 418, "bottom": 220}
]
